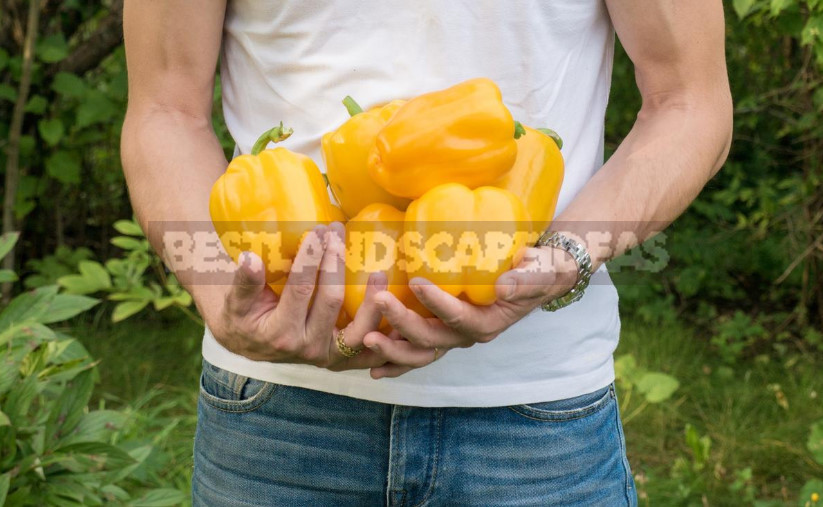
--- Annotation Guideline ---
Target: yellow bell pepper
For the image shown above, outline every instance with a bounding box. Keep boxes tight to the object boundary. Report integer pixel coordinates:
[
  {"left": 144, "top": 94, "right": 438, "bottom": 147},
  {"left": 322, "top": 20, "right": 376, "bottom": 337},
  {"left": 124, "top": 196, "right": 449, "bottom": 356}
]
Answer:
[
  {"left": 368, "top": 78, "right": 520, "bottom": 199},
  {"left": 495, "top": 126, "right": 565, "bottom": 232},
  {"left": 322, "top": 99, "right": 411, "bottom": 218},
  {"left": 402, "top": 183, "right": 531, "bottom": 305},
  {"left": 344, "top": 203, "right": 430, "bottom": 329},
  {"left": 209, "top": 123, "right": 339, "bottom": 293}
]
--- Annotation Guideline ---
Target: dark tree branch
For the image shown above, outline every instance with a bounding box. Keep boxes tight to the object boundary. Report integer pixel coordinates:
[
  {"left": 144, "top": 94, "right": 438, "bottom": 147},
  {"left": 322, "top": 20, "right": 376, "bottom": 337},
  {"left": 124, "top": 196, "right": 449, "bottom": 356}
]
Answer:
[
  {"left": 51, "top": 0, "right": 124, "bottom": 77},
  {"left": 2, "top": 0, "right": 41, "bottom": 303}
]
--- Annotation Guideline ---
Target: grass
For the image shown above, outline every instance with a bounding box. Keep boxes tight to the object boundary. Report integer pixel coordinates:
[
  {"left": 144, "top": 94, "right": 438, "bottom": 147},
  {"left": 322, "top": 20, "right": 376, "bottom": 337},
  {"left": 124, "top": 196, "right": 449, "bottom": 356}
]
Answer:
[
  {"left": 617, "top": 317, "right": 823, "bottom": 505},
  {"left": 68, "top": 308, "right": 204, "bottom": 504},
  {"left": 66, "top": 306, "right": 823, "bottom": 506},
  {"left": 70, "top": 307, "right": 203, "bottom": 401}
]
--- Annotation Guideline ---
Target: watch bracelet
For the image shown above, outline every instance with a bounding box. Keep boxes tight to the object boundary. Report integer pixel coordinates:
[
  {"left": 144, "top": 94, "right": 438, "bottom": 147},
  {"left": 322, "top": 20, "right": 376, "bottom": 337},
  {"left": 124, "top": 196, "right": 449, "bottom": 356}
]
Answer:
[{"left": 535, "top": 231, "right": 593, "bottom": 312}]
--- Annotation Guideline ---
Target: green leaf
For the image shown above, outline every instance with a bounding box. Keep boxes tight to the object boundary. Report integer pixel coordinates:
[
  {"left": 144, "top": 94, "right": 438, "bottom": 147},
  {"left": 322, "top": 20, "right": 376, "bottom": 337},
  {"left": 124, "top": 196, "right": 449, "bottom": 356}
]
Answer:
[
  {"left": 770, "top": 0, "right": 794, "bottom": 16},
  {"left": 684, "top": 423, "right": 711, "bottom": 469},
  {"left": 131, "top": 489, "right": 188, "bottom": 507},
  {"left": 0, "top": 83, "right": 16, "bottom": 102},
  {"left": 112, "top": 300, "right": 150, "bottom": 322},
  {"left": 58, "top": 260, "right": 111, "bottom": 295},
  {"left": 0, "top": 360, "right": 18, "bottom": 395},
  {"left": 46, "top": 150, "right": 82, "bottom": 184},
  {"left": 46, "top": 369, "right": 94, "bottom": 446},
  {"left": 24, "top": 95, "right": 48, "bottom": 114},
  {"left": 0, "top": 472, "right": 10, "bottom": 506},
  {"left": 808, "top": 419, "right": 823, "bottom": 465},
  {"left": 111, "top": 236, "right": 146, "bottom": 251},
  {"left": 0, "top": 410, "right": 9, "bottom": 426},
  {"left": 52, "top": 72, "right": 88, "bottom": 98},
  {"left": 38, "top": 118, "right": 65, "bottom": 147},
  {"left": 153, "top": 297, "right": 176, "bottom": 311},
  {"left": 0, "top": 285, "right": 58, "bottom": 329},
  {"left": 799, "top": 479, "right": 823, "bottom": 507},
  {"left": 0, "top": 270, "right": 19, "bottom": 283},
  {"left": 44, "top": 480, "right": 89, "bottom": 504},
  {"left": 113, "top": 219, "right": 145, "bottom": 237},
  {"left": 636, "top": 372, "right": 680, "bottom": 403},
  {"left": 109, "top": 286, "right": 155, "bottom": 302},
  {"left": 0, "top": 231, "right": 20, "bottom": 261},
  {"left": 4, "top": 374, "right": 39, "bottom": 423},
  {"left": 107, "top": 445, "right": 153, "bottom": 484},
  {"left": 801, "top": 15, "right": 823, "bottom": 46},
  {"left": 0, "top": 47, "right": 9, "bottom": 71},
  {"left": 50, "top": 441, "right": 136, "bottom": 472},
  {"left": 733, "top": 0, "right": 757, "bottom": 18},
  {"left": 37, "top": 33, "right": 69, "bottom": 63},
  {"left": 59, "top": 410, "right": 128, "bottom": 446},
  {"left": 614, "top": 354, "right": 642, "bottom": 387},
  {"left": 2, "top": 323, "right": 57, "bottom": 348},
  {"left": 100, "top": 484, "right": 130, "bottom": 502},
  {"left": 40, "top": 294, "right": 99, "bottom": 323},
  {"left": 76, "top": 90, "right": 116, "bottom": 128},
  {"left": 38, "top": 357, "right": 95, "bottom": 383}
]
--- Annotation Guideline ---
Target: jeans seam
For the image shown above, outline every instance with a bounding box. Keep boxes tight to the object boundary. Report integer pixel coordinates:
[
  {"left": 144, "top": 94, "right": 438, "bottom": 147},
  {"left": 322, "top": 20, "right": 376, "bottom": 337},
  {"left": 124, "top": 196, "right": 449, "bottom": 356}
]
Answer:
[
  {"left": 613, "top": 386, "right": 635, "bottom": 506},
  {"left": 199, "top": 376, "right": 277, "bottom": 413},
  {"left": 506, "top": 387, "right": 613, "bottom": 422},
  {"left": 203, "top": 369, "right": 238, "bottom": 394},
  {"left": 388, "top": 405, "right": 406, "bottom": 506},
  {"left": 410, "top": 408, "right": 442, "bottom": 507}
]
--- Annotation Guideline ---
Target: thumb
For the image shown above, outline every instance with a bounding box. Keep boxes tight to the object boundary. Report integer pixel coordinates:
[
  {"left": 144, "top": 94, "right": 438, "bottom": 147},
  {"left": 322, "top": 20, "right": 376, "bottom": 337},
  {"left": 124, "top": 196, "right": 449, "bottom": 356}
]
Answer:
[
  {"left": 227, "top": 251, "right": 266, "bottom": 314},
  {"left": 496, "top": 247, "right": 556, "bottom": 303}
]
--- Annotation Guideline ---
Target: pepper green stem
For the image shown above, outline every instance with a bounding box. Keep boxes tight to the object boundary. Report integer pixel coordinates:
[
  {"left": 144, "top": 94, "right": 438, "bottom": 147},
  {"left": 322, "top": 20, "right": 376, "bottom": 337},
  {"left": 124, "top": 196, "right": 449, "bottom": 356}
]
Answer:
[
  {"left": 537, "top": 128, "right": 563, "bottom": 150},
  {"left": 251, "top": 122, "right": 294, "bottom": 156},
  {"left": 342, "top": 96, "right": 363, "bottom": 117},
  {"left": 514, "top": 121, "right": 526, "bottom": 139}
]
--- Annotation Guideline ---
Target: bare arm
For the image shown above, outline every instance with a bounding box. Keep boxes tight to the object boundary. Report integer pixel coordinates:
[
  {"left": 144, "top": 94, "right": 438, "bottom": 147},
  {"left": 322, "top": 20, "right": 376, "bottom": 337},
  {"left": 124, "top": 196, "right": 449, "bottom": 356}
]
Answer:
[
  {"left": 121, "top": 0, "right": 228, "bottom": 322},
  {"left": 121, "top": 0, "right": 393, "bottom": 369},
  {"left": 365, "top": 0, "right": 734, "bottom": 377},
  {"left": 553, "top": 0, "right": 734, "bottom": 264}
]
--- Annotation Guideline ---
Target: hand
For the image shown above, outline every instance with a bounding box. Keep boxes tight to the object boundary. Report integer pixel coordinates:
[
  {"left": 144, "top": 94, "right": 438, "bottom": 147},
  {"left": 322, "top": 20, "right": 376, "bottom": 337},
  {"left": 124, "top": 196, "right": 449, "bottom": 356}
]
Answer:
[
  {"left": 362, "top": 245, "right": 579, "bottom": 378},
  {"left": 208, "top": 223, "right": 392, "bottom": 371}
]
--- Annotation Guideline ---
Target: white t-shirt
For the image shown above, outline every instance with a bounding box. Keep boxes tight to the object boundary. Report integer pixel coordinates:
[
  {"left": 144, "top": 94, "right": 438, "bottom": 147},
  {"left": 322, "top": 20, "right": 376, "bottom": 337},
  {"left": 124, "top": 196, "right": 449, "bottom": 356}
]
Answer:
[{"left": 203, "top": 0, "right": 620, "bottom": 407}]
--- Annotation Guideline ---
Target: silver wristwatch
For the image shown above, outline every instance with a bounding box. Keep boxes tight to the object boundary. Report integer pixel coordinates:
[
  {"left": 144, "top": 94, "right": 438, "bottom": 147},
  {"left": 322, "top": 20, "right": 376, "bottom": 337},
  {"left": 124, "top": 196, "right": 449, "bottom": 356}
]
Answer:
[{"left": 535, "top": 231, "right": 593, "bottom": 312}]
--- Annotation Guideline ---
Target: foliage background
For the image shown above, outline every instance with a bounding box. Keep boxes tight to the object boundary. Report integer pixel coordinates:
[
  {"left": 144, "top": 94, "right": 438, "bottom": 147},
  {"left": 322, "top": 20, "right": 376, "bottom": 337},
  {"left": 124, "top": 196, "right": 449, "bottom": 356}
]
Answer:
[{"left": 1, "top": 1, "right": 822, "bottom": 505}]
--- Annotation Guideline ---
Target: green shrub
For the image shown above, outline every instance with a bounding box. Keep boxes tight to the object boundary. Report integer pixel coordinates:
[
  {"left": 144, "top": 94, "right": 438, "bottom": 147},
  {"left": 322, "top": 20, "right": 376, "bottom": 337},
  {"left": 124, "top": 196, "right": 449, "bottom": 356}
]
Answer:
[{"left": 0, "top": 232, "right": 187, "bottom": 506}]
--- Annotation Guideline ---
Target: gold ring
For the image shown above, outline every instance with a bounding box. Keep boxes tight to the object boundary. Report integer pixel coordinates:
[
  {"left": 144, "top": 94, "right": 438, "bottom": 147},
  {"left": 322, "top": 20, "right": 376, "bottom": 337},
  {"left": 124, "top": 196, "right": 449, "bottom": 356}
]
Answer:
[
  {"left": 433, "top": 347, "right": 441, "bottom": 362},
  {"left": 336, "top": 328, "right": 362, "bottom": 358}
]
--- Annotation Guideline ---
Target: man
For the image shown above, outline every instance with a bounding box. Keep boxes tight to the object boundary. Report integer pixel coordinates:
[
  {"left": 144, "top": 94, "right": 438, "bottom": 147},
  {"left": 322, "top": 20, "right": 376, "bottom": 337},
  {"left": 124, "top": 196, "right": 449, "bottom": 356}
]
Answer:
[{"left": 121, "top": 1, "right": 732, "bottom": 505}]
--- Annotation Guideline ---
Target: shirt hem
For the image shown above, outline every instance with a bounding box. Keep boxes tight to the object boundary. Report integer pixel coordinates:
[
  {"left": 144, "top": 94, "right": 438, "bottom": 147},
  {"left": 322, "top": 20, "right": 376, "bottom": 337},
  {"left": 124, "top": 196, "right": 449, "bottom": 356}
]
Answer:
[{"left": 201, "top": 328, "right": 616, "bottom": 408}]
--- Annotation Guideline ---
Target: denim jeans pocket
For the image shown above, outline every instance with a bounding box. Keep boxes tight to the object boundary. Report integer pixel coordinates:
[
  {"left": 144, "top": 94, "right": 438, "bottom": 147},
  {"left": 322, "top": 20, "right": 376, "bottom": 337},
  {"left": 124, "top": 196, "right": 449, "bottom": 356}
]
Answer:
[
  {"left": 199, "top": 359, "right": 277, "bottom": 413},
  {"left": 507, "top": 383, "right": 614, "bottom": 422}
]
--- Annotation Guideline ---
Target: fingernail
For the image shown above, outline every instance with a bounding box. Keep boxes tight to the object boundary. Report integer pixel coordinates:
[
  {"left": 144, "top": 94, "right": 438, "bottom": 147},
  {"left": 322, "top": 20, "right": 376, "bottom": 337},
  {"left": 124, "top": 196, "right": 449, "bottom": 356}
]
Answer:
[{"left": 505, "top": 279, "right": 517, "bottom": 301}]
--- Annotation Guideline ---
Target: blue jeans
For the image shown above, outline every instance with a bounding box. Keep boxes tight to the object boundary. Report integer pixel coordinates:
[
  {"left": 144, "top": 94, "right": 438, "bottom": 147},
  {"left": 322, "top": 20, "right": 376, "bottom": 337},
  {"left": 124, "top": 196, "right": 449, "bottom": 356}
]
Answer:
[{"left": 192, "top": 360, "right": 637, "bottom": 506}]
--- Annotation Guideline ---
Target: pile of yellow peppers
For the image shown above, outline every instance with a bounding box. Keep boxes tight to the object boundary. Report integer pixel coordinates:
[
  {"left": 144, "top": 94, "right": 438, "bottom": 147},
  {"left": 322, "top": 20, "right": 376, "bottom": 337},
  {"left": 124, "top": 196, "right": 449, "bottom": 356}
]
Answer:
[{"left": 210, "top": 78, "right": 564, "bottom": 322}]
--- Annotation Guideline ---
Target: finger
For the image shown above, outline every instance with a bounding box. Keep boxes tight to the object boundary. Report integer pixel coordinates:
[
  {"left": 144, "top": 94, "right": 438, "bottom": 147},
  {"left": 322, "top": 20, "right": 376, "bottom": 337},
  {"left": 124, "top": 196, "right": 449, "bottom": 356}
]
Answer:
[
  {"left": 373, "top": 291, "right": 468, "bottom": 349},
  {"left": 362, "top": 331, "right": 435, "bottom": 369},
  {"left": 371, "top": 363, "right": 416, "bottom": 379},
  {"left": 307, "top": 224, "right": 347, "bottom": 337},
  {"left": 407, "top": 278, "right": 498, "bottom": 337},
  {"left": 224, "top": 251, "right": 267, "bottom": 316},
  {"left": 340, "top": 272, "right": 388, "bottom": 351},
  {"left": 326, "top": 342, "right": 393, "bottom": 371},
  {"left": 496, "top": 247, "right": 569, "bottom": 302},
  {"left": 278, "top": 225, "right": 327, "bottom": 324}
]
